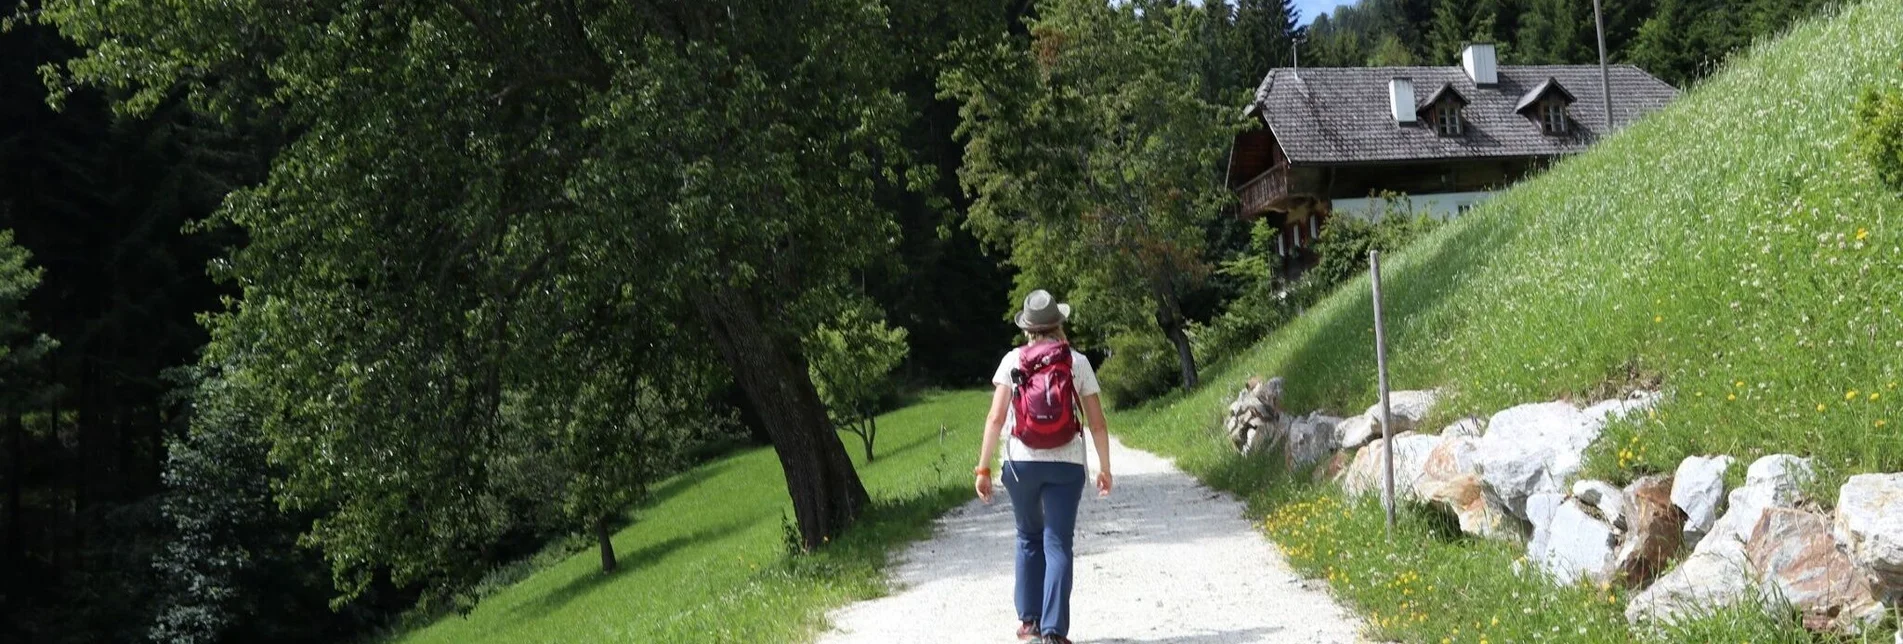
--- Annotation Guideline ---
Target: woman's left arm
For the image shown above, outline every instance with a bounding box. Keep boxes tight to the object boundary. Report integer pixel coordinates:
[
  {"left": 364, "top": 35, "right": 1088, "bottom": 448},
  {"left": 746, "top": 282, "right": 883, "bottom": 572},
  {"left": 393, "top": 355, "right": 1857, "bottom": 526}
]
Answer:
[{"left": 1082, "top": 394, "right": 1112, "bottom": 496}]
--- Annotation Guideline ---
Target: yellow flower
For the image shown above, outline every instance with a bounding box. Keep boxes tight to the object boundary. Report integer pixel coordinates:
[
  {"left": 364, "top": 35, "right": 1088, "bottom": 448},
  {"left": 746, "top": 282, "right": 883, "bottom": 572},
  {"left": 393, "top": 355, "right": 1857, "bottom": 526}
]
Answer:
[
  {"left": 1847, "top": 390, "right": 1860, "bottom": 401},
  {"left": 1818, "top": 403, "right": 1828, "bottom": 412},
  {"left": 1877, "top": 420, "right": 1889, "bottom": 428},
  {"left": 1654, "top": 315, "right": 1663, "bottom": 323},
  {"left": 1735, "top": 380, "right": 1746, "bottom": 388},
  {"left": 1727, "top": 394, "right": 1736, "bottom": 401},
  {"left": 1490, "top": 616, "right": 1500, "bottom": 627},
  {"left": 1857, "top": 228, "right": 1869, "bottom": 240},
  {"left": 1870, "top": 392, "right": 1880, "bottom": 401}
]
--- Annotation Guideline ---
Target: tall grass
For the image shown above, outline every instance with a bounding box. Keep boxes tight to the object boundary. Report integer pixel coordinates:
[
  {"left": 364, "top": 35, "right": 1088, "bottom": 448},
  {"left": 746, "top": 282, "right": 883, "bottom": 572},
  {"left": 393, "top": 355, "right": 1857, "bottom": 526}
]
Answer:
[
  {"left": 1117, "top": 0, "right": 1903, "bottom": 641},
  {"left": 392, "top": 390, "right": 990, "bottom": 643}
]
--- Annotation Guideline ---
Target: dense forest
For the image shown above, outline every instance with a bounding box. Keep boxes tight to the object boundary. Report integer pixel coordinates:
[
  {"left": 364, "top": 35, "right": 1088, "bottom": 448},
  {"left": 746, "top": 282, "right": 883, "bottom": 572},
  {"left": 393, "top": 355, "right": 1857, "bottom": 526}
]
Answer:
[{"left": 0, "top": 0, "right": 1830, "bottom": 642}]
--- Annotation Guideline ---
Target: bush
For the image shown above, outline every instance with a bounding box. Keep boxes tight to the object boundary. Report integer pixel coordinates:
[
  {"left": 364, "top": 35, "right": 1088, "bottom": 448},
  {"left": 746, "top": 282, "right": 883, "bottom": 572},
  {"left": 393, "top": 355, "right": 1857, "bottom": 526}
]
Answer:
[
  {"left": 1853, "top": 79, "right": 1903, "bottom": 189},
  {"left": 1097, "top": 330, "right": 1180, "bottom": 408},
  {"left": 1290, "top": 194, "right": 1440, "bottom": 309},
  {"left": 1194, "top": 219, "right": 1294, "bottom": 369}
]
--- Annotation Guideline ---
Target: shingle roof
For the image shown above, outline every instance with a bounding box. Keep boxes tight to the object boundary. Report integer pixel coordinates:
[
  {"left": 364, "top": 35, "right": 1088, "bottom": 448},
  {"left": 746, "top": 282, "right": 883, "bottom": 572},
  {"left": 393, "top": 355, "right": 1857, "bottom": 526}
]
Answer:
[
  {"left": 1513, "top": 77, "right": 1577, "bottom": 113},
  {"left": 1246, "top": 65, "right": 1678, "bottom": 165}
]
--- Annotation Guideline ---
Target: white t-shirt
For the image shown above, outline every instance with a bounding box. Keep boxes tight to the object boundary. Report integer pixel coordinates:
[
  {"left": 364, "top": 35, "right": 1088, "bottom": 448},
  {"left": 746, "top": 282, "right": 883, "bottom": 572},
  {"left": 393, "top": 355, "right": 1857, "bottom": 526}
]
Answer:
[{"left": 992, "top": 345, "right": 1101, "bottom": 466}]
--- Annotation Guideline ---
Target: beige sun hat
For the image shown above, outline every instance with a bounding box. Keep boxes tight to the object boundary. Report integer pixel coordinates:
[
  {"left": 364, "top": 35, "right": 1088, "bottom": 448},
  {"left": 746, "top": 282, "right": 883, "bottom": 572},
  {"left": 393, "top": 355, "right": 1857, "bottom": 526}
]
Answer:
[{"left": 1014, "top": 289, "right": 1071, "bottom": 332}]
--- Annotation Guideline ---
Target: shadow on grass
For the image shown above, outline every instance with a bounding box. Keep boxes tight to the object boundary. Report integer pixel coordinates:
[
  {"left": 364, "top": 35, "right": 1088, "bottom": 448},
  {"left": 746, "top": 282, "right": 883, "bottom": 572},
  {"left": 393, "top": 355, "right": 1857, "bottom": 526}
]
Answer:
[
  {"left": 1276, "top": 213, "right": 1522, "bottom": 415},
  {"left": 644, "top": 457, "right": 743, "bottom": 509},
  {"left": 507, "top": 517, "right": 758, "bottom": 622}
]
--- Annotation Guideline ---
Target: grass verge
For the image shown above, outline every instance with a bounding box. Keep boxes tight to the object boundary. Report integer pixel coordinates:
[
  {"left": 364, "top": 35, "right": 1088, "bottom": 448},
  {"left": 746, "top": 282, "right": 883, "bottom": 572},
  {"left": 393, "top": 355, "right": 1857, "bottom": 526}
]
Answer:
[
  {"left": 1120, "top": 0, "right": 1903, "bottom": 641},
  {"left": 392, "top": 390, "right": 989, "bottom": 643}
]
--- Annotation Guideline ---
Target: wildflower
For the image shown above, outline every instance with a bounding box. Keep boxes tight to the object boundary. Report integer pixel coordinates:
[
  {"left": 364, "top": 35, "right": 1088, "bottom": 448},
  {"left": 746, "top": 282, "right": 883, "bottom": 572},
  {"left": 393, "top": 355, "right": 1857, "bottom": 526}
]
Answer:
[
  {"left": 1654, "top": 315, "right": 1662, "bottom": 323},
  {"left": 1877, "top": 420, "right": 1889, "bottom": 428},
  {"left": 1871, "top": 392, "right": 1881, "bottom": 401},
  {"left": 1727, "top": 394, "right": 1736, "bottom": 401},
  {"left": 1491, "top": 616, "right": 1500, "bottom": 627},
  {"left": 1818, "top": 403, "right": 1828, "bottom": 412},
  {"left": 1735, "top": 380, "right": 1745, "bottom": 388},
  {"left": 1847, "top": 389, "right": 1860, "bottom": 401},
  {"left": 1857, "top": 228, "right": 1869, "bottom": 241}
]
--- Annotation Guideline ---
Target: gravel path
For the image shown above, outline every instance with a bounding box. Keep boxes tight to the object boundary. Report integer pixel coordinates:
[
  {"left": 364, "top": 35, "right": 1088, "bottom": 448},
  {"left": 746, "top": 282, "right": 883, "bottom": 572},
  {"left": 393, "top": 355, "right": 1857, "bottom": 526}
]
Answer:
[{"left": 820, "top": 436, "right": 1365, "bottom": 644}]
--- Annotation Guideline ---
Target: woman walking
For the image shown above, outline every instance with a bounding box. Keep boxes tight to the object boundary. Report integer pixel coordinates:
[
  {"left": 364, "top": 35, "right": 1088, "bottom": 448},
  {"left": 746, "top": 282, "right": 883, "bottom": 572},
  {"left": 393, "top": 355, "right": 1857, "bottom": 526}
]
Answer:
[{"left": 974, "top": 289, "right": 1113, "bottom": 644}]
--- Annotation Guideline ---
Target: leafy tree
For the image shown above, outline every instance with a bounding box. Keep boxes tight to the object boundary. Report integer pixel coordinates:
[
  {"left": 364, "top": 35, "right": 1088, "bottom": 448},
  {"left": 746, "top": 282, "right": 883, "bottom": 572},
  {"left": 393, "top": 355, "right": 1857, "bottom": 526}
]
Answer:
[
  {"left": 942, "top": 0, "right": 1242, "bottom": 392},
  {"left": 1516, "top": 0, "right": 1590, "bottom": 63},
  {"left": 1235, "top": 0, "right": 1301, "bottom": 87},
  {"left": 1368, "top": 33, "right": 1419, "bottom": 65},
  {"left": 40, "top": 0, "right": 912, "bottom": 603},
  {"left": 805, "top": 300, "right": 910, "bottom": 462}
]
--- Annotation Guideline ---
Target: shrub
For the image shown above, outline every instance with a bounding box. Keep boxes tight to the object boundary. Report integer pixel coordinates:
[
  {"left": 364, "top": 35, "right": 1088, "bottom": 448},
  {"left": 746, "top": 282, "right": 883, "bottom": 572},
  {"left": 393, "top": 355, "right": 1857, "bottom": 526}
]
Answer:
[
  {"left": 1097, "top": 330, "right": 1180, "bottom": 408},
  {"left": 1290, "top": 193, "right": 1440, "bottom": 309},
  {"left": 1194, "top": 219, "right": 1294, "bottom": 369},
  {"left": 1853, "top": 79, "right": 1903, "bottom": 188}
]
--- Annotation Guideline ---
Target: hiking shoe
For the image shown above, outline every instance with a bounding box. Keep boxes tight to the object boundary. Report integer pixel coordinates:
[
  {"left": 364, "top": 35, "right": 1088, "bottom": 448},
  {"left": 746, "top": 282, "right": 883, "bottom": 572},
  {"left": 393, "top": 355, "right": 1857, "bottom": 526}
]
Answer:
[{"left": 1016, "top": 621, "right": 1037, "bottom": 641}]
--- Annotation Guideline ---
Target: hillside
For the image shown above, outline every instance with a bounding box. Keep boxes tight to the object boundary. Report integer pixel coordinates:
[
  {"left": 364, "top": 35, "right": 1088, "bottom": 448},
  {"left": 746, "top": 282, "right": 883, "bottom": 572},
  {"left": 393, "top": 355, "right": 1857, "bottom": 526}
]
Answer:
[
  {"left": 392, "top": 391, "right": 987, "bottom": 643},
  {"left": 1116, "top": 0, "right": 1903, "bottom": 640}
]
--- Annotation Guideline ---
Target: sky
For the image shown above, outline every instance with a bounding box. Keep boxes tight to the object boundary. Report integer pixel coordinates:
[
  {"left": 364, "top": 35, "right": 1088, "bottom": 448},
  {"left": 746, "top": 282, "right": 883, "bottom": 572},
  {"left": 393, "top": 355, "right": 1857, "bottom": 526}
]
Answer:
[{"left": 1293, "top": 0, "right": 1357, "bottom": 26}]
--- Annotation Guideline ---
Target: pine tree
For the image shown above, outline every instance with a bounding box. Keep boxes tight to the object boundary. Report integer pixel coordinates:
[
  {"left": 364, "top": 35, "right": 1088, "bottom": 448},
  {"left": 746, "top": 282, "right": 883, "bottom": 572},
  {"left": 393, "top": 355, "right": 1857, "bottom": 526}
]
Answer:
[{"left": 1236, "top": 0, "right": 1299, "bottom": 86}]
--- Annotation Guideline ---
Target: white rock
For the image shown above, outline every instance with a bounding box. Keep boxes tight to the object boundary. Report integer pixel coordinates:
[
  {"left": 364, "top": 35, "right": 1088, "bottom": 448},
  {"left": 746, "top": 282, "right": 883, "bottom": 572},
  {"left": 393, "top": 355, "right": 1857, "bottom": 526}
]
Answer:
[
  {"left": 1440, "top": 417, "right": 1485, "bottom": 439},
  {"left": 1306, "top": 413, "right": 1345, "bottom": 430},
  {"left": 1341, "top": 432, "right": 1441, "bottom": 501},
  {"left": 1834, "top": 473, "right": 1903, "bottom": 601},
  {"left": 1334, "top": 414, "right": 1381, "bottom": 450},
  {"left": 1535, "top": 498, "right": 1618, "bottom": 586},
  {"left": 1671, "top": 455, "right": 1735, "bottom": 542},
  {"left": 1572, "top": 480, "right": 1627, "bottom": 529},
  {"left": 1475, "top": 402, "right": 1603, "bottom": 519},
  {"left": 1747, "top": 507, "right": 1886, "bottom": 633},
  {"left": 1526, "top": 492, "right": 1567, "bottom": 555},
  {"left": 1626, "top": 545, "right": 1756, "bottom": 626},
  {"left": 1362, "top": 389, "right": 1439, "bottom": 435},
  {"left": 1745, "top": 454, "right": 1813, "bottom": 493},
  {"left": 1581, "top": 390, "right": 1663, "bottom": 425}
]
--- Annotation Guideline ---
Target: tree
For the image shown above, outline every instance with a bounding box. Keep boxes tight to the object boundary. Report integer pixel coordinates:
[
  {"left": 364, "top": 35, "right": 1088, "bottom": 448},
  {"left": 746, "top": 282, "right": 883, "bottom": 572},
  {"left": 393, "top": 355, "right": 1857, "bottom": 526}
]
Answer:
[
  {"left": 1235, "top": 0, "right": 1300, "bottom": 88},
  {"left": 941, "top": 0, "right": 1242, "bottom": 392},
  {"left": 1517, "top": 0, "right": 1589, "bottom": 64},
  {"left": 41, "top": 0, "right": 912, "bottom": 602},
  {"left": 1368, "top": 33, "right": 1418, "bottom": 65},
  {"left": 804, "top": 300, "right": 910, "bottom": 462}
]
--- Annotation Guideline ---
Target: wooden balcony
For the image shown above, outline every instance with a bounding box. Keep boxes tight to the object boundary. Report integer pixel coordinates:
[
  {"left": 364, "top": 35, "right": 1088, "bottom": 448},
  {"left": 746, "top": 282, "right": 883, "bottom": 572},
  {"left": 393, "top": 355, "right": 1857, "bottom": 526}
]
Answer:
[{"left": 1236, "top": 162, "right": 1290, "bottom": 216}]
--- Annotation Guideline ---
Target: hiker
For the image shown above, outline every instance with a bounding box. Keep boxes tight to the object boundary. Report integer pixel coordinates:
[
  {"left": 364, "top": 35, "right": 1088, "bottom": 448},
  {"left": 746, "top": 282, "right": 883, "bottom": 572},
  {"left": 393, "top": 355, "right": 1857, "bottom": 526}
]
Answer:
[{"left": 974, "top": 289, "right": 1113, "bottom": 644}]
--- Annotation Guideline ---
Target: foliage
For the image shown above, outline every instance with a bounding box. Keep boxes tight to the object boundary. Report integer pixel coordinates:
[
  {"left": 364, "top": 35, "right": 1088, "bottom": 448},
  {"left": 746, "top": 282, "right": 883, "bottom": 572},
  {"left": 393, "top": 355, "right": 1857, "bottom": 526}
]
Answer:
[
  {"left": 1193, "top": 219, "right": 1292, "bottom": 372},
  {"left": 1098, "top": 330, "right": 1183, "bottom": 409},
  {"left": 1113, "top": 2, "right": 1902, "bottom": 640},
  {"left": 1291, "top": 194, "right": 1442, "bottom": 309},
  {"left": 1853, "top": 79, "right": 1903, "bottom": 189},
  {"left": 941, "top": 0, "right": 1244, "bottom": 393},
  {"left": 805, "top": 300, "right": 912, "bottom": 461},
  {"left": 392, "top": 391, "right": 990, "bottom": 644}
]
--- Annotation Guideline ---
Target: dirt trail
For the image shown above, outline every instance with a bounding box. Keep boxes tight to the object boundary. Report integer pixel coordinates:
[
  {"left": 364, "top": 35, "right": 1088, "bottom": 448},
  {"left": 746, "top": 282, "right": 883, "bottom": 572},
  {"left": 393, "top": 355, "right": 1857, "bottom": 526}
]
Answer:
[{"left": 820, "top": 436, "right": 1366, "bottom": 643}]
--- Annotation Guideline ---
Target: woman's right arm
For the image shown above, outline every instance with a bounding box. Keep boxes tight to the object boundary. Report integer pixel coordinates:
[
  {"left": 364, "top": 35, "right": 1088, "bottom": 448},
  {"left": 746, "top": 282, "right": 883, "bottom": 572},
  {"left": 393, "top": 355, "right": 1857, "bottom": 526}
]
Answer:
[{"left": 975, "top": 384, "right": 1011, "bottom": 503}]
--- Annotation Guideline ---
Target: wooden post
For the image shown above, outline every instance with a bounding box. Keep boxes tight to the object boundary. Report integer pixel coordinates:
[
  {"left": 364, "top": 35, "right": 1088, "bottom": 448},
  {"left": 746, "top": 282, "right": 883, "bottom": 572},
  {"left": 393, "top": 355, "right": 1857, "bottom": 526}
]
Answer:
[
  {"left": 1371, "top": 250, "right": 1396, "bottom": 539},
  {"left": 1593, "top": 0, "right": 1614, "bottom": 133}
]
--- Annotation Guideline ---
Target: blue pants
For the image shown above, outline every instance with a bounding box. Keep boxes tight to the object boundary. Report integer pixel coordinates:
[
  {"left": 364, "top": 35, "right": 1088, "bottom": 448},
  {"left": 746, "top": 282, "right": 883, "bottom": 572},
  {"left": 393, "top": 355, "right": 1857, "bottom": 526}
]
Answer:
[{"left": 1002, "top": 460, "right": 1086, "bottom": 638}]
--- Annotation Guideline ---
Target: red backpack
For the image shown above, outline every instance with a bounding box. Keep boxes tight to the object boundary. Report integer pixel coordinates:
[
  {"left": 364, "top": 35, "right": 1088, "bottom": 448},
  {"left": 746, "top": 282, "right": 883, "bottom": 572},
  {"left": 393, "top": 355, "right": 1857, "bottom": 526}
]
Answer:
[{"left": 1010, "top": 342, "right": 1083, "bottom": 449}]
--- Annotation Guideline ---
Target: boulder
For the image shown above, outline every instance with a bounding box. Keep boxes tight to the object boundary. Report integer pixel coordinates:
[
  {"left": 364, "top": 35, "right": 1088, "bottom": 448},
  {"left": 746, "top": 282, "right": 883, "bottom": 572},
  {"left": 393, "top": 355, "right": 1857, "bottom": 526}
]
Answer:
[
  {"left": 1316, "top": 450, "right": 1353, "bottom": 484},
  {"left": 1283, "top": 416, "right": 1335, "bottom": 471},
  {"left": 1416, "top": 436, "right": 1480, "bottom": 490},
  {"left": 1335, "top": 415, "right": 1381, "bottom": 450},
  {"left": 1625, "top": 546, "right": 1756, "bottom": 627},
  {"left": 1834, "top": 473, "right": 1903, "bottom": 601},
  {"left": 1362, "top": 389, "right": 1439, "bottom": 435},
  {"left": 1747, "top": 508, "right": 1886, "bottom": 633},
  {"left": 1341, "top": 432, "right": 1440, "bottom": 500},
  {"left": 1670, "top": 455, "right": 1735, "bottom": 544},
  {"left": 1581, "top": 390, "right": 1663, "bottom": 425},
  {"left": 1526, "top": 492, "right": 1568, "bottom": 557},
  {"left": 1571, "top": 480, "right": 1627, "bottom": 528},
  {"left": 1440, "top": 417, "right": 1485, "bottom": 439},
  {"left": 1224, "top": 379, "right": 1286, "bottom": 455},
  {"left": 1418, "top": 473, "right": 1515, "bottom": 540},
  {"left": 1533, "top": 498, "right": 1619, "bottom": 586},
  {"left": 1613, "top": 475, "right": 1685, "bottom": 587},
  {"left": 1626, "top": 454, "right": 1812, "bottom": 626},
  {"left": 1475, "top": 402, "right": 1604, "bottom": 519}
]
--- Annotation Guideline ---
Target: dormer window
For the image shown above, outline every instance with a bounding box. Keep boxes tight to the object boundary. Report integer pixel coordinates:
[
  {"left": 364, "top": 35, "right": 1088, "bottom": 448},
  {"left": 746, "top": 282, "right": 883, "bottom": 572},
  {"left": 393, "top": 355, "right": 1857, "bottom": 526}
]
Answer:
[
  {"left": 1540, "top": 101, "right": 1568, "bottom": 133},
  {"left": 1416, "top": 83, "right": 1468, "bottom": 137},
  {"left": 1515, "top": 77, "right": 1578, "bottom": 136},
  {"left": 1434, "top": 105, "right": 1463, "bottom": 135}
]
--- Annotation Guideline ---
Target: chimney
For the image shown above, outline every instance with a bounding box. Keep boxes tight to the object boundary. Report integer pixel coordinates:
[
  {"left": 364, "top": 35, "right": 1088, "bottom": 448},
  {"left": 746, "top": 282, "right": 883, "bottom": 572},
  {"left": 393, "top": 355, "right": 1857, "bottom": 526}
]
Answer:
[
  {"left": 1462, "top": 43, "right": 1498, "bottom": 86},
  {"left": 1389, "top": 78, "right": 1415, "bottom": 123}
]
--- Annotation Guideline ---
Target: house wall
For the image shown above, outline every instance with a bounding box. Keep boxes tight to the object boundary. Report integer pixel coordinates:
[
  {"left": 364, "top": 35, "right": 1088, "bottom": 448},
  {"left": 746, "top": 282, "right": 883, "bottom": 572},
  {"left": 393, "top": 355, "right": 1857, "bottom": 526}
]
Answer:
[
  {"left": 1332, "top": 191, "right": 1495, "bottom": 220},
  {"left": 1289, "top": 158, "right": 1539, "bottom": 200}
]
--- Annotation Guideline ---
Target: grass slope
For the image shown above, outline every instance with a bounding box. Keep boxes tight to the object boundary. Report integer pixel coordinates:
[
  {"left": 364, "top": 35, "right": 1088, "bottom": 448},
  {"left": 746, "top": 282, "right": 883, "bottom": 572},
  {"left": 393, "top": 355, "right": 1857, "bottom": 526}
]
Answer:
[
  {"left": 395, "top": 390, "right": 989, "bottom": 643},
  {"left": 1118, "top": 1, "right": 1903, "bottom": 641}
]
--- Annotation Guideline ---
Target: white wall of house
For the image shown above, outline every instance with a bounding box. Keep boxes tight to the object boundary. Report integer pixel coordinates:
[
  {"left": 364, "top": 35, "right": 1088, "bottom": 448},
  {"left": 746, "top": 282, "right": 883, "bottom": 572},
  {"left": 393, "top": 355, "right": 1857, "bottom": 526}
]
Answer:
[{"left": 1331, "top": 191, "right": 1494, "bottom": 221}]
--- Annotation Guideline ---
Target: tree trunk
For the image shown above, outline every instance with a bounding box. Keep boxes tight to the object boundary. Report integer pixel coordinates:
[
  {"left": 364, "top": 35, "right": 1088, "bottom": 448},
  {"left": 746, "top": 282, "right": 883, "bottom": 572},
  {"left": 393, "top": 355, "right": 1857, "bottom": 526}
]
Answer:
[
  {"left": 595, "top": 515, "right": 617, "bottom": 574},
  {"left": 1163, "top": 322, "right": 1198, "bottom": 391},
  {"left": 1149, "top": 277, "right": 1200, "bottom": 391},
  {"left": 694, "top": 284, "right": 869, "bottom": 550},
  {"left": 865, "top": 417, "right": 877, "bottom": 463}
]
